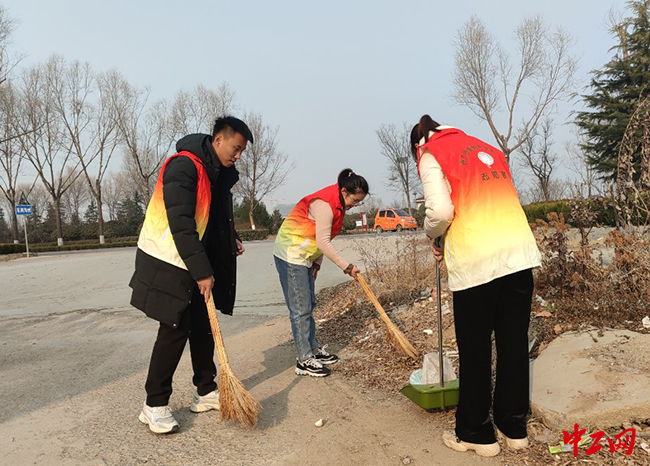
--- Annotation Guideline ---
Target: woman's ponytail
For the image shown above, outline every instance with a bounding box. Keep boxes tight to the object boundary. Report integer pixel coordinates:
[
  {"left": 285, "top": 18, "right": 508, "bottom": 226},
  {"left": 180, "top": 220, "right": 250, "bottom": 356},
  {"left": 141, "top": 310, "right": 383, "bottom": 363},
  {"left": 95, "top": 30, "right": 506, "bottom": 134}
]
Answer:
[
  {"left": 337, "top": 168, "right": 369, "bottom": 195},
  {"left": 410, "top": 114, "right": 442, "bottom": 161}
]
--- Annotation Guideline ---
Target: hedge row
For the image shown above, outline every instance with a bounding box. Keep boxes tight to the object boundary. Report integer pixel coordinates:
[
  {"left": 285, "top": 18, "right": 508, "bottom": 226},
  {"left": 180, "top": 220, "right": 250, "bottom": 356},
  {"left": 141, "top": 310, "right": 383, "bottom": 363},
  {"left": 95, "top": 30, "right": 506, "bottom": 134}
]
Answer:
[
  {"left": 30, "top": 236, "right": 139, "bottom": 248},
  {"left": 0, "top": 243, "right": 26, "bottom": 254},
  {"left": 1, "top": 230, "right": 272, "bottom": 256},
  {"left": 523, "top": 200, "right": 571, "bottom": 223},
  {"left": 0, "top": 241, "right": 138, "bottom": 255},
  {"left": 522, "top": 198, "right": 617, "bottom": 227},
  {"left": 238, "top": 229, "right": 270, "bottom": 241}
]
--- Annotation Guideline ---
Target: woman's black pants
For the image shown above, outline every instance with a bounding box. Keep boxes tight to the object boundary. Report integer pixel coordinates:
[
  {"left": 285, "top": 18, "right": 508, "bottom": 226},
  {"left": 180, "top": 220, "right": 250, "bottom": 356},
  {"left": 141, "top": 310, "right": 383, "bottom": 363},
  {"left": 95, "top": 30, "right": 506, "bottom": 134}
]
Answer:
[{"left": 452, "top": 269, "right": 533, "bottom": 444}]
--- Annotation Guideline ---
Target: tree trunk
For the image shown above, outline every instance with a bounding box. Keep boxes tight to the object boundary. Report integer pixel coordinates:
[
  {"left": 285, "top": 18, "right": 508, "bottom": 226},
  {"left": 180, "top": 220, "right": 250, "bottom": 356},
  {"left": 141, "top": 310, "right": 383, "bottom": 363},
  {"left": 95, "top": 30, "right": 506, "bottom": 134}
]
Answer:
[
  {"left": 406, "top": 190, "right": 413, "bottom": 216},
  {"left": 11, "top": 201, "right": 19, "bottom": 244},
  {"left": 97, "top": 197, "right": 105, "bottom": 244},
  {"left": 249, "top": 194, "right": 256, "bottom": 230},
  {"left": 54, "top": 197, "right": 64, "bottom": 246},
  {"left": 97, "top": 182, "right": 105, "bottom": 244},
  {"left": 504, "top": 148, "right": 512, "bottom": 163}
]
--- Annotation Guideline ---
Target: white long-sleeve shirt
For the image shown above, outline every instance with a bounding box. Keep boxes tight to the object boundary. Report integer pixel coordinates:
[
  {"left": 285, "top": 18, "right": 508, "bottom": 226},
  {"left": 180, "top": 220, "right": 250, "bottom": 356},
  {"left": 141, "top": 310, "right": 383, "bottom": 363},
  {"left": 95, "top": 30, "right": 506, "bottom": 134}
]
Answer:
[{"left": 419, "top": 129, "right": 455, "bottom": 240}]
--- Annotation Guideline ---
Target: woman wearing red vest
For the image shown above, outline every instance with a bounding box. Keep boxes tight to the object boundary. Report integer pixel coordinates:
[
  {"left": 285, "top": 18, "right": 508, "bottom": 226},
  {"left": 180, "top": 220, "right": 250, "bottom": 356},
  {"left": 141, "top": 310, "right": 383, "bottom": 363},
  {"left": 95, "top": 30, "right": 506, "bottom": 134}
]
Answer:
[
  {"left": 411, "top": 115, "right": 541, "bottom": 458},
  {"left": 274, "top": 169, "right": 368, "bottom": 377}
]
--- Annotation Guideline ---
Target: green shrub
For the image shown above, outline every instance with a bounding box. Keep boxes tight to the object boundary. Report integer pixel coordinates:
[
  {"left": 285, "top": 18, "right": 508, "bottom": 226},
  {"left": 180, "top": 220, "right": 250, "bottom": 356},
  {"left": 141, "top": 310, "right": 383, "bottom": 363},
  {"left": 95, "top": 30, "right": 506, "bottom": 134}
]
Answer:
[
  {"left": 342, "top": 216, "right": 357, "bottom": 232},
  {"left": 523, "top": 200, "right": 571, "bottom": 223},
  {"left": 30, "top": 241, "right": 138, "bottom": 252},
  {"left": 413, "top": 203, "right": 426, "bottom": 227},
  {"left": 524, "top": 197, "right": 617, "bottom": 227},
  {"left": 0, "top": 240, "right": 138, "bottom": 254},
  {"left": 0, "top": 243, "right": 26, "bottom": 254},
  {"left": 237, "top": 229, "right": 269, "bottom": 241}
]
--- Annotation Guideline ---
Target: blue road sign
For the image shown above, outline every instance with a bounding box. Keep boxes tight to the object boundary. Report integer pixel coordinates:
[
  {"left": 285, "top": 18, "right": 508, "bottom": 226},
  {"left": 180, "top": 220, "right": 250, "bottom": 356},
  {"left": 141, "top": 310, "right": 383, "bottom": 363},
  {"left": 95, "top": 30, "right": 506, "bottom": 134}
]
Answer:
[{"left": 16, "top": 204, "right": 32, "bottom": 215}]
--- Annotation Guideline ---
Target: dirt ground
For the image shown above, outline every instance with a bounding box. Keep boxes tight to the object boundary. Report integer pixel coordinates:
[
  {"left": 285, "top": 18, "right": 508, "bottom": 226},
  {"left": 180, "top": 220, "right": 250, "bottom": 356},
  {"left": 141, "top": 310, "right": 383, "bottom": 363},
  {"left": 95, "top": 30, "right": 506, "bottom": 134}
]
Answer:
[
  {"left": 4, "top": 229, "right": 649, "bottom": 465},
  {"left": 0, "top": 309, "right": 498, "bottom": 466},
  {"left": 0, "top": 243, "right": 496, "bottom": 466}
]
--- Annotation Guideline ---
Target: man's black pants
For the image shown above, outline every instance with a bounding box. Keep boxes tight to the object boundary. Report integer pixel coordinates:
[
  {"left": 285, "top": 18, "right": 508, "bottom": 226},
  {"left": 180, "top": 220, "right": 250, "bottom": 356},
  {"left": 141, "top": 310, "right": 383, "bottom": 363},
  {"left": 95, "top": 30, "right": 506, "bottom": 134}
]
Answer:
[
  {"left": 145, "top": 287, "right": 217, "bottom": 407},
  {"left": 453, "top": 269, "right": 533, "bottom": 444}
]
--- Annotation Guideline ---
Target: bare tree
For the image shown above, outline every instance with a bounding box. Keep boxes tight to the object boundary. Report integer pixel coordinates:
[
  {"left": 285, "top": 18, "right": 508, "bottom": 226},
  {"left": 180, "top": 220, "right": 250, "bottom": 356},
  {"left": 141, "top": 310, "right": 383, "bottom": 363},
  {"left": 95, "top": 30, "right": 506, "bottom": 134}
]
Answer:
[
  {"left": 168, "top": 83, "right": 235, "bottom": 139},
  {"left": 564, "top": 138, "right": 604, "bottom": 198},
  {"left": 234, "top": 112, "right": 293, "bottom": 230},
  {"left": 452, "top": 15, "right": 577, "bottom": 161},
  {"left": 49, "top": 58, "right": 122, "bottom": 243},
  {"left": 0, "top": 8, "right": 28, "bottom": 243},
  {"left": 518, "top": 118, "right": 558, "bottom": 202},
  {"left": 0, "top": 6, "right": 22, "bottom": 87},
  {"left": 16, "top": 59, "right": 83, "bottom": 246},
  {"left": 376, "top": 123, "right": 419, "bottom": 215},
  {"left": 0, "top": 81, "right": 23, "bottom": 242},
  {"left": 102, "top": 170, "right": 128, "bottom": 222},
  {"left": 61, "top": 166, "right": 89, "bottom": 226},
  {"left": 107, "top": 71, "right": 172, "bottom": 201}
]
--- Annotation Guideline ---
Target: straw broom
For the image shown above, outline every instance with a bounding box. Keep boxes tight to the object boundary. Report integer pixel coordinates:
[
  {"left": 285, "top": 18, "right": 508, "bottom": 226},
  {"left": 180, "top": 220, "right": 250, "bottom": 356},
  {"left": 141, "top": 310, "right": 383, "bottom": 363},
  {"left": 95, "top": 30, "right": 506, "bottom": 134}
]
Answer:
[
  {"left": 206, "top": 294, "right": 260, "bottom": 427},
  {"left": 356, "top": 273, "right": 419, "bottom": 360}
]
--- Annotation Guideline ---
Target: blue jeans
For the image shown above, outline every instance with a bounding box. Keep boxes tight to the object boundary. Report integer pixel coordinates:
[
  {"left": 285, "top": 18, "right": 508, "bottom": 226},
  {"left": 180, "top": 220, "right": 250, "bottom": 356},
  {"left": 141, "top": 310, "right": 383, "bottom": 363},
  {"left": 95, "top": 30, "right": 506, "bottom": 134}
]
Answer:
[{"left": 274, "top": 256, "right": 318, "bottom": 361}]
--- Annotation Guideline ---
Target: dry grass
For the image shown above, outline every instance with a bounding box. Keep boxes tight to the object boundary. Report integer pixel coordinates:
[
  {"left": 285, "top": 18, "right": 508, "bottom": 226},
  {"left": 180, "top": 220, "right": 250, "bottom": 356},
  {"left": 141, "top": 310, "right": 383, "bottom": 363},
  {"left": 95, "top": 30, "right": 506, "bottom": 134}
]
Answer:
[
  {"left": 531, "top": 215, "right": 650, "bottom": 353},
  {"left": 313, "top": 228, "right": 650, "bottom": 464},
  {"left": 314, "top": 234, "right": 456, "bottom": 392}
]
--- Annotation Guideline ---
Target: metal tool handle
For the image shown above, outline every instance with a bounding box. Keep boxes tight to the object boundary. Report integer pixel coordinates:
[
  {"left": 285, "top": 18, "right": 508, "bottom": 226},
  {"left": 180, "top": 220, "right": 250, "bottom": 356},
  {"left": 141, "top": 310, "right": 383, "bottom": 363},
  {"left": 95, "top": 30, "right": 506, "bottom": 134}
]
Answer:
[{"left": 436, "top": 264, "right": 444, "bottom": 388}]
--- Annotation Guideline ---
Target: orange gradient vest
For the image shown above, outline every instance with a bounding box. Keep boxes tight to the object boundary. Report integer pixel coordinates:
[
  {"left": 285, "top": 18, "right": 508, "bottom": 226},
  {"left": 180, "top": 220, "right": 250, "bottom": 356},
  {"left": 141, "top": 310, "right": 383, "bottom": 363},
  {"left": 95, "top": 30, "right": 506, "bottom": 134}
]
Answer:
[
  {"left": 138, "top": 151, "right": 211, "bottom": 270},
  {"left": 417, "top": 128, "right": 541, "bottom": 290},
  {"left": 274, "top": 184, "right": 345, "bottom": 266}
]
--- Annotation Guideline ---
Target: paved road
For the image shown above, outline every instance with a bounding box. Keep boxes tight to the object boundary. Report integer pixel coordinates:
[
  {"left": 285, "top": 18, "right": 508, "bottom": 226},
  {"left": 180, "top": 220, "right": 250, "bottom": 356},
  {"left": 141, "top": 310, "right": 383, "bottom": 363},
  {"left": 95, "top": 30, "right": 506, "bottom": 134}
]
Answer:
[{"left": 0, "top": 236, "right": 371, "bottom": 320}]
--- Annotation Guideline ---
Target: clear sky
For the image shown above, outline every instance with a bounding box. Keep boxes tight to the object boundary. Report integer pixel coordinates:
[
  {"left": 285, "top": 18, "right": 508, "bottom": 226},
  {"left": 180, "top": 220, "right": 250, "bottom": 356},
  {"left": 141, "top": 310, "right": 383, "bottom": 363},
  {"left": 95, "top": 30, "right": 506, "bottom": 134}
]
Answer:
[{"left": 4, "top": 0, "right": 627, "bottom": 209}]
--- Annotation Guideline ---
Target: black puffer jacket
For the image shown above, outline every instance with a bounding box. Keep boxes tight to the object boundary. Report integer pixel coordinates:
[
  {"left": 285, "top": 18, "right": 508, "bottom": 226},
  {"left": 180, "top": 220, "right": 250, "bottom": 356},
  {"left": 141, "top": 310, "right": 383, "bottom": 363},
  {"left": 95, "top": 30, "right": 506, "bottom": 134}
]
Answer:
[{"left": 129, "top": 134, "right": 239, "bottom": 327}]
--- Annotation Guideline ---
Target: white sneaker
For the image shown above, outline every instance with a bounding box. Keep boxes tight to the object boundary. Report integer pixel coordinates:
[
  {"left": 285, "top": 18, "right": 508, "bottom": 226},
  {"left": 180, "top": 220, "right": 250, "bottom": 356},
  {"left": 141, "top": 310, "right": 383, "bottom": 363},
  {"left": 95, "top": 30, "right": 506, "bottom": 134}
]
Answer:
[
  {"left": 442, "top": 431, "right": 501, "bottom": 457},
  {"left": 497, "top": 429, "right": 529, "bottom": 450},
  {"left": 190, "top": 389, "right": 220, "bottom": 413},
  {"left": 138, "top": 403, "right": 179, "bottom": 434}
]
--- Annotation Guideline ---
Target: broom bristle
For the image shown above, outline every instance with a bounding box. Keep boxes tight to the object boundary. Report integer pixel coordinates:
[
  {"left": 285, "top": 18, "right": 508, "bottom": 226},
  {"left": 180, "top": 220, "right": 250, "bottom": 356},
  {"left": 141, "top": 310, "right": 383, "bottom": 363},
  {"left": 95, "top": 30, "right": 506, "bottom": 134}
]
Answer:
[
  {"left": 206, "top": 295, "right": 261, "bottom": 428},
  {"left": 385, "top": 320, "right": 419, "bottom": 359},
  {"left": 357, "top": 273, "right": 419, "bottom": 360},
  {"left": 218, "top": 365, "right": 261, "bottom": 428}
]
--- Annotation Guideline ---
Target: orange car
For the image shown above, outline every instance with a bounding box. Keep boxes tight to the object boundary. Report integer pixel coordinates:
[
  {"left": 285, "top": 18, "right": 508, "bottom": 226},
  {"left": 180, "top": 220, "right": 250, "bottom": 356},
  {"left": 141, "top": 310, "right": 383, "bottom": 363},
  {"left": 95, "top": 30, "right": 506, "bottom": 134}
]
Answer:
[{"left": 374, "top": 208, "right": 417, "bottom": 232}]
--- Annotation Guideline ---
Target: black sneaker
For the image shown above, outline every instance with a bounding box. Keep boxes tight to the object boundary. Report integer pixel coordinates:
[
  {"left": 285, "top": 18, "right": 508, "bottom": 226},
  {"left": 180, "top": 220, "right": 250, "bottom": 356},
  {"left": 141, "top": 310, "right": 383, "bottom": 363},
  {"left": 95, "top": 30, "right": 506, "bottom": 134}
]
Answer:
[
  {"left": 313, "top": 345, "right": 339, "bottom": 365},
  {"left": 295, "top": 357, "right": 331, "bottom": 377}
]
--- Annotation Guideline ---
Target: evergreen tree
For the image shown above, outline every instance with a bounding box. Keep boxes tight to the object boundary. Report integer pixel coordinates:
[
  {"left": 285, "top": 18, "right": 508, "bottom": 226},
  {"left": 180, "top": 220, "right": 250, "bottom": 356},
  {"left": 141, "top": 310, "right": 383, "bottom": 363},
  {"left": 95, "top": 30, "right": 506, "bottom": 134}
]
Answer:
[
  {"left": 575, "top": 0, "right": 650, "bottom": 180},
  {"left": 84, "top": 200, "right": 98, "bottom": 225},
  {"left": 116, "top": 192, "right": 145, "bottom": 236},
  {"left": 269, "top": 209, "right": 283, "bottom": 235},
  {"left": 0, "top": 207, "right": 10, "bottom": 242},
  {"left": 234, "top": 199, "right": 271, "bottom": 229}
]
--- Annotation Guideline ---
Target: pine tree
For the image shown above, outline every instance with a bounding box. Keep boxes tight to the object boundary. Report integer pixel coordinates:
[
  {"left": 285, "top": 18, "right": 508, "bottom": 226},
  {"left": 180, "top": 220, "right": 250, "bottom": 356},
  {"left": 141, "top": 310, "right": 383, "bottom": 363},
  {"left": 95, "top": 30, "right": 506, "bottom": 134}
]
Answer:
[
  {"left": 84, "top": 200, "right": 98, "bottom": 225},
  {"left": 575, "top": 0, "right": 650, "bottom": 180},
  {"left": 269, "top": 209, "right": 283, "bottom": 234},
  {"left": 0, "top": 207, "right": 10, "bottom": 242},
  {"left": 116, "top": 192, "right": 145, "bottom": 236},
  {"left": 234, "top": 199, "right": 271, "bottom": 229}
]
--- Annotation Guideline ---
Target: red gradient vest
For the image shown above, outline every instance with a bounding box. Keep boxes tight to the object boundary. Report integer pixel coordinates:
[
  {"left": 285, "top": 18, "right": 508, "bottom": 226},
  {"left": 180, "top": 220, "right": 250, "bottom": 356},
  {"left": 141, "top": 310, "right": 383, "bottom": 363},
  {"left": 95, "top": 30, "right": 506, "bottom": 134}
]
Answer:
[
  {"left": 137, "top": 151, "right": 211, "bottom": 271},
  {"left": 417, "top": 128, "right": 541, "bottom": 290},
  {"left": 273, "top": 184, "right": 344, "bottom": 266}
]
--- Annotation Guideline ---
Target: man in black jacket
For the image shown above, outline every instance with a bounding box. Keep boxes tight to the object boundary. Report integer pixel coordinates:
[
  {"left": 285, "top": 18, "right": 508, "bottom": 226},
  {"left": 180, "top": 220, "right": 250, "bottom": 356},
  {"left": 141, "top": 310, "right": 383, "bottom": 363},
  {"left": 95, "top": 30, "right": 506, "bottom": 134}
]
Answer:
[{"left": 129, "top": 116, "right": 253, "bottom": 434}]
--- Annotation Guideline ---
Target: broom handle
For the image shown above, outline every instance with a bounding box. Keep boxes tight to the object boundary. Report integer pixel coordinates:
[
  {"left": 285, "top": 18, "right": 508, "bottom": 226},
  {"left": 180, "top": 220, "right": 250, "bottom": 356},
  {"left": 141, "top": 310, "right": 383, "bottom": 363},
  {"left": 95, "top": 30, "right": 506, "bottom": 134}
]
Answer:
[
  {"left": 356, "top": 273, "right": 394, "bottom": 327},
  {"left": 206, "top": 293, "right": 229, "bottom": 366},
  {"left": 436, "top": 265, "right": 445, "bottom": 388}
]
